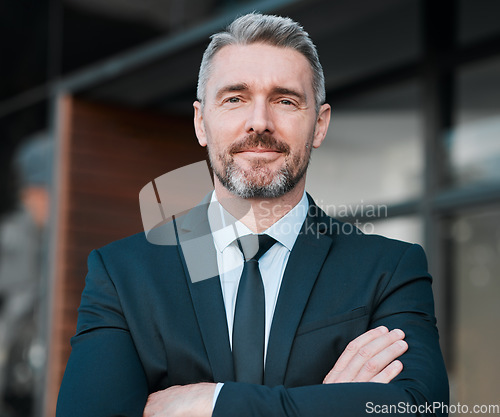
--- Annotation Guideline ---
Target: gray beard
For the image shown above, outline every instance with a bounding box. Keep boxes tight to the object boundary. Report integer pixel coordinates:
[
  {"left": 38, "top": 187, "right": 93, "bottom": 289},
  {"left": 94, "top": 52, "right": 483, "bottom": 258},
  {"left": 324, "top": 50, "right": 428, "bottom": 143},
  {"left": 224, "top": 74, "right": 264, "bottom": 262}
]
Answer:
[{"left": 211, "top": 152, "right": 310, "bottom": 199}]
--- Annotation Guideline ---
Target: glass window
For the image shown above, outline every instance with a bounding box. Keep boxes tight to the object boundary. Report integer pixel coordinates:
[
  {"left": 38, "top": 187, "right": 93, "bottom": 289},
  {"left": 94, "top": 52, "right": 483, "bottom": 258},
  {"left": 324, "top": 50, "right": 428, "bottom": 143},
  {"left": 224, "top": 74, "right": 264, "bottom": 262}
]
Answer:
[
  {"left": 447, "top": 56, "right": 500, "bottom": 187},
  {"left": 365, "top": 215, "right": 423, "bottom": 247},
  {"left": 316, "top": 0, "right": 420, "bottom": 88},
  {"left": 307, "top": 82, "right": 423, "bottom": 207},
  {"left": 450, "top": 209, "right": 500, "bottom": 406},
  {"left": 458, "top": 0, "right": 500, "bottom": 45}
]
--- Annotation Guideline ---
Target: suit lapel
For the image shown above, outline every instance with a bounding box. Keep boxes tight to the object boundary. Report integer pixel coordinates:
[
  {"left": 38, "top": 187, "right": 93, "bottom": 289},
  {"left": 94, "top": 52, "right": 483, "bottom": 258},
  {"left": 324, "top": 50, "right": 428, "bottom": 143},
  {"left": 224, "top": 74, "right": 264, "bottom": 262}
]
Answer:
[
  {"left": 171, "top": 194, "right": 336, "bottom": 385},
  {"left": 264, "top": 200, "right": 334, "bottom": 386},
  {"left": 174, "top": 196, "right": 235, "bottom": 382}
]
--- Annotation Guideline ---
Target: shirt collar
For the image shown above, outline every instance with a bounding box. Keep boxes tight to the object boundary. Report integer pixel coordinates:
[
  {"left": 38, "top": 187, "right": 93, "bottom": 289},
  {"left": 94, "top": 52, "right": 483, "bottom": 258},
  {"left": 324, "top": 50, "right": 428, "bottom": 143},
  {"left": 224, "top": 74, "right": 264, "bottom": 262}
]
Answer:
[{"left": 208, "top": 191, "right": 308, "bottom": 253}]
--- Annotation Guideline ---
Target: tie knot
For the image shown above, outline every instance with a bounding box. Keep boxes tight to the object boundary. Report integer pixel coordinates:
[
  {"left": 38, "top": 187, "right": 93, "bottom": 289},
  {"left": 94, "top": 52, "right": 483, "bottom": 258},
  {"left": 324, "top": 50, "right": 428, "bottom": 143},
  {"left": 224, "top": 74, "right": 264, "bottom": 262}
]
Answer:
[{"left": 237, "top": 234, "right": 277, "bottom": 261}]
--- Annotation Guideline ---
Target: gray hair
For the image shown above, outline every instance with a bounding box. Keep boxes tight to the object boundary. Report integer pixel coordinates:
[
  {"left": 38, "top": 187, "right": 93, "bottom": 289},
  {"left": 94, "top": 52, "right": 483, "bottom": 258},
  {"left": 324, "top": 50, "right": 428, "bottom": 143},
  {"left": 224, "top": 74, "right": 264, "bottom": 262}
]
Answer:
[{"left": 196, "top": 13, "right": 325, "bottom": 112}]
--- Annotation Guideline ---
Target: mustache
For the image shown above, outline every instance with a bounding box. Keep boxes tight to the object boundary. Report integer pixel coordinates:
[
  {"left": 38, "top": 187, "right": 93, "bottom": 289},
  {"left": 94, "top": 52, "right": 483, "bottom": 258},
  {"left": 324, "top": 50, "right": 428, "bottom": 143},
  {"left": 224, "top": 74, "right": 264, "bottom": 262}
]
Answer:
[{"left": 228, "top": 133, "right": 290, "bottom": 155}]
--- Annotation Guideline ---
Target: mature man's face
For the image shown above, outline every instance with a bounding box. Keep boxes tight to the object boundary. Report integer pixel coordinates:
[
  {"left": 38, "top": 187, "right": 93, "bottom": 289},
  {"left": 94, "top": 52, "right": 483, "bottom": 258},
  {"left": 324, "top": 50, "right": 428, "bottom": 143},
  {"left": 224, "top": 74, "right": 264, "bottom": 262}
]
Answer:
[{"left": 194, "top": 43, "right": 330, "bottom": 198}]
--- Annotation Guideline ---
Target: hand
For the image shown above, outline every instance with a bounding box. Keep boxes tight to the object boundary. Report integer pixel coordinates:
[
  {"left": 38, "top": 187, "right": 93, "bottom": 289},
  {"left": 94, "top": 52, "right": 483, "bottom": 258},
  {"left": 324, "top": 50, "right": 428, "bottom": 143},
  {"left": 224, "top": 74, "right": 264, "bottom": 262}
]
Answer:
[
  {"left": 323, "top": 326, "right": 408, "bottom": 384},
  {"left": 143, "top": 382, "right": 215, "bottom": 417}
]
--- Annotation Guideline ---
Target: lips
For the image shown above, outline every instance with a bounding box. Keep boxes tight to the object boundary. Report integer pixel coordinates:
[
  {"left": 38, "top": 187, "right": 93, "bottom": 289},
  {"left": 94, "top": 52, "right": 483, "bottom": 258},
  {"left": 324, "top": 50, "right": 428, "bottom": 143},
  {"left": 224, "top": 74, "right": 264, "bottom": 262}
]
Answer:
[{"left": 234, "top": 147, "right": 282, "bottom": 154}]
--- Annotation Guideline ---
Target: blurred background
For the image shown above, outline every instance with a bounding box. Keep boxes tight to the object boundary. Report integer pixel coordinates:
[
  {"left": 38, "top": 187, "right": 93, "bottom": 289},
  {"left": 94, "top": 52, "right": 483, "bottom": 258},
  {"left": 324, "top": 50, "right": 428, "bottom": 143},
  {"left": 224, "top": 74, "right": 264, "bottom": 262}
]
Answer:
[{"left": 0, "top": 0, "right": 499, "bottom": 415}]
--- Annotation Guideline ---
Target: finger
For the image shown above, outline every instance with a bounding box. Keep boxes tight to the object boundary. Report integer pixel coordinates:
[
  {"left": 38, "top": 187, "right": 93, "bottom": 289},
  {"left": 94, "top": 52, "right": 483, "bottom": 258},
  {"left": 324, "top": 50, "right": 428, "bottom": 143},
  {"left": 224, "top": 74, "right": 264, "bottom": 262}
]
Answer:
[
  {"left": 143, "top": 386, "right": 179, "bottom": 416},
  {"left": 143, "top": 393, "right": 161, "bottom": 417},
  {"left": 323, "top": 326, "right": 388, "bottom": 383},
  {"left": 369, "top": 359, "right": 404, "bottom": 383},
  {"left": 353, "top": 339, "right": 408, "bottom": 382},
  {"left": 332, "top": 328, "right": 405, "bottom": 383}
]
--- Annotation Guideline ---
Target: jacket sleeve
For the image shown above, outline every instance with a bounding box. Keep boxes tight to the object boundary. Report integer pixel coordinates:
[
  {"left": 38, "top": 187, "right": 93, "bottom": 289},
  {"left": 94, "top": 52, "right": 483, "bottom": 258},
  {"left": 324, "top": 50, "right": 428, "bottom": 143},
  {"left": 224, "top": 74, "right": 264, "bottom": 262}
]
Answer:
[
  {"left": 213, "top": 244, "right": 449, "bottom": 417},
  {"left": 56, "top": 249, "right": 149, "bottom": 417}
]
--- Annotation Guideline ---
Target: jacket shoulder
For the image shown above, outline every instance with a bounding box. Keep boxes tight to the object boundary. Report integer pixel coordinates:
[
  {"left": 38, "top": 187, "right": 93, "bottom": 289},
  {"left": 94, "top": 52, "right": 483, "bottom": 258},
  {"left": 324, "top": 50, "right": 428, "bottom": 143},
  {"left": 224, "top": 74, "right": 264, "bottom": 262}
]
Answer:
[
  {"left": 96, "top": 219, "right": 179, "bottom": 262},
  {"left": 309, "top": 206, "right": 424, "bottom": 264}
]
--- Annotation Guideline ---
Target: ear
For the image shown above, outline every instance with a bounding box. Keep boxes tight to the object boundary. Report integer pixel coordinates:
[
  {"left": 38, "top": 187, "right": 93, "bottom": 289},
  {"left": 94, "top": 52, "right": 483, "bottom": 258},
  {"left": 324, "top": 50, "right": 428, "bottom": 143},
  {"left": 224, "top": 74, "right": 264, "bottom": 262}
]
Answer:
[
  {"left": 312, "top": 103, "right": 331, "bottom": 149},
  {"left": 193, "top": 101, "right": 207, "bottom": 147}
]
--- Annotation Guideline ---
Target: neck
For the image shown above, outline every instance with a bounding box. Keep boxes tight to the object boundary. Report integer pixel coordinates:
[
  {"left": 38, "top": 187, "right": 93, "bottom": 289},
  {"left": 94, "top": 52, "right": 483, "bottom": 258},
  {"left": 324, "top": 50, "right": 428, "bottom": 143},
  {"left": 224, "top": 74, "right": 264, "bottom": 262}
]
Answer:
[{"left": 214, "top": 177, "right": 305, "bottom": 233}]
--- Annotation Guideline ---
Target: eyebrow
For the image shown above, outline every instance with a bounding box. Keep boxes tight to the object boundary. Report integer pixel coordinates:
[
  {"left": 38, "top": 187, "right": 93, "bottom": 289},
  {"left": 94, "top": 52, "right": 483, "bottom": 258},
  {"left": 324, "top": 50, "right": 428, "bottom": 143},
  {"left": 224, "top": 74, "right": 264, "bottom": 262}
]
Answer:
[
  {"left": 215, "top": 83, "right": 249, "bottom": 101},
  {"left": 214, "top": 84, "right": 307, "bottom": 103},
  {"left": 271, "top": 87, "right": 306, "bottom": 103}
]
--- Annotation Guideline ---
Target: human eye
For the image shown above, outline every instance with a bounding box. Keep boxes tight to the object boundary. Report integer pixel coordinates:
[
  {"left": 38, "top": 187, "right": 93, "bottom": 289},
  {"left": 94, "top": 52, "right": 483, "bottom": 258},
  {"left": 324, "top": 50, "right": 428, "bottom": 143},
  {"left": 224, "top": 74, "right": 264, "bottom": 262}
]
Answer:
[
  {"left": 276, "top": 98, "right": 299, "bottom": 108},
  {"left": 225, "top": 96, "right": 241, "bottom": 104}
]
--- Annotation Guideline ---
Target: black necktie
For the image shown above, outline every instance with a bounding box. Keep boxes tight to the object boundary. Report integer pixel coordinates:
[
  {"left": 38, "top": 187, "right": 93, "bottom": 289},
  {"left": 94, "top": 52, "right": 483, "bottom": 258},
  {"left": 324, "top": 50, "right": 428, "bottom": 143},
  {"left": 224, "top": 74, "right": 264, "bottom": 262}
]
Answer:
[{"left": 232, "top": 234, "right": 277, "bottom": 384}]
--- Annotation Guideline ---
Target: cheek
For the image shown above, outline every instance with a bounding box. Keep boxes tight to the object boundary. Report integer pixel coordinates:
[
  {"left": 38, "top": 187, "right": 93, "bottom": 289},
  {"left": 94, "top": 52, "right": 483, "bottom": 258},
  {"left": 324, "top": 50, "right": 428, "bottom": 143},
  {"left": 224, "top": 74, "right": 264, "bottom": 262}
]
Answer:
[
  {"left": 281, "top": 126, "right": 314, "bottom": 151},
  {"left": 276, "top": 112, "right": 315, "bottom": 137},
  {"left": 205, "top": 115, "right": 241, "bottom": 146},
  {"left": 205, "top": 128, "right": 231, "bottom": 160}
]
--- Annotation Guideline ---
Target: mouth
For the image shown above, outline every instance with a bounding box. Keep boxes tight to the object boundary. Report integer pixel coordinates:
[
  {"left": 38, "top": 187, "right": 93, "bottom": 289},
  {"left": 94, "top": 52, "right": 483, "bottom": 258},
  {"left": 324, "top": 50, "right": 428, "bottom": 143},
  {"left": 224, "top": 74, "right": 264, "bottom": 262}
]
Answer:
[
  {"left": 233, "top": 147, "right": 283, "bottom": 155},
  {"left": 233, "top": 148, "right": 283, "bottom": 162}
]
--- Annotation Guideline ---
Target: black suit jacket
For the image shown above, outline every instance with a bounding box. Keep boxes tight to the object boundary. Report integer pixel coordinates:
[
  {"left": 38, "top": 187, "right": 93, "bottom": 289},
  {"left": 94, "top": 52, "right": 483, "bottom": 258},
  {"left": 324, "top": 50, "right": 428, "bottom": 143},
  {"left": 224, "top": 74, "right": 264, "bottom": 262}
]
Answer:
[{"left": 57, "top": 196, "right": 449, "bottom": 416}]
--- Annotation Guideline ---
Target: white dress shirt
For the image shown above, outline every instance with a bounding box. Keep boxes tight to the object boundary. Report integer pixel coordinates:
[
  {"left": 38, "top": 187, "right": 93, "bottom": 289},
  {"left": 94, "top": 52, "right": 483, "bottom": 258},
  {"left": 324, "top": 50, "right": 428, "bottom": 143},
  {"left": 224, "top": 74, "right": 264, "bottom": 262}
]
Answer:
[{"left": 207, "top": 191, "right": 308, "bottom": 406}]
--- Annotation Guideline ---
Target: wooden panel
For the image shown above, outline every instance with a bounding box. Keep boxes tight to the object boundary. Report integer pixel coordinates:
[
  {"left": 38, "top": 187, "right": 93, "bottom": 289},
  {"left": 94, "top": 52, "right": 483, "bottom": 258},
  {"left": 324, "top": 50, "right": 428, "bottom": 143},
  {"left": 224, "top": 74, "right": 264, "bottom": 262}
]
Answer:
[{"left": 45, "top": 96, "right": 207, "bottom": 416}]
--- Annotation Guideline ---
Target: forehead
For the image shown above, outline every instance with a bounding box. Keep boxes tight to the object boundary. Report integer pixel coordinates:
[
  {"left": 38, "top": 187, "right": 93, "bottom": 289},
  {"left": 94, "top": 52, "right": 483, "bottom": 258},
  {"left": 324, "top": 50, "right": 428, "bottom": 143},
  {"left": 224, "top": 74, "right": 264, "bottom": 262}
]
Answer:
[{"left": 207, "top": 43, "right": 314, "bottom": 99}]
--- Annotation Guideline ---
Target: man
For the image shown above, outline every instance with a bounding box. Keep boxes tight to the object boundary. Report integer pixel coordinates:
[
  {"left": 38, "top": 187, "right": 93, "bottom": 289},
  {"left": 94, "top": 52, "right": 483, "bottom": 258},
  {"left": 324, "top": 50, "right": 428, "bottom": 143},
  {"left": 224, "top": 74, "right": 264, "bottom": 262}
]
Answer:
[{"left": 57, "top": 13, "right": 449, "bottom": 416}]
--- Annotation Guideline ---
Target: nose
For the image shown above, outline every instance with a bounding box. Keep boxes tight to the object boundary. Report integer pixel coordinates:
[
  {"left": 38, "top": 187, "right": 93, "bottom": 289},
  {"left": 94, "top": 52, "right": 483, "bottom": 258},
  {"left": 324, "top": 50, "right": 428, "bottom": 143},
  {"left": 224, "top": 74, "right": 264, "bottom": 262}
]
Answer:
[{"left": 244, "top": 99, "right": 275, "bottom": 134}]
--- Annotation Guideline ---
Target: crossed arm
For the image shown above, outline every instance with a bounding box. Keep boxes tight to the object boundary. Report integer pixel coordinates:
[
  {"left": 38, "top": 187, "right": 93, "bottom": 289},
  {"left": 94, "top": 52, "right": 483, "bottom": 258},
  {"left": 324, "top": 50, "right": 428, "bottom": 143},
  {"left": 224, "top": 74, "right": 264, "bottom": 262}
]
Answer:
[
  {"left": 142, "top": 244, "right": 448, "bottom": 416},
  {"left": 57, "top": 243, "right": 448, "bottom": 417},
  {"left": 143, "top": 326, "right": 408, "bottom": 416}
]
